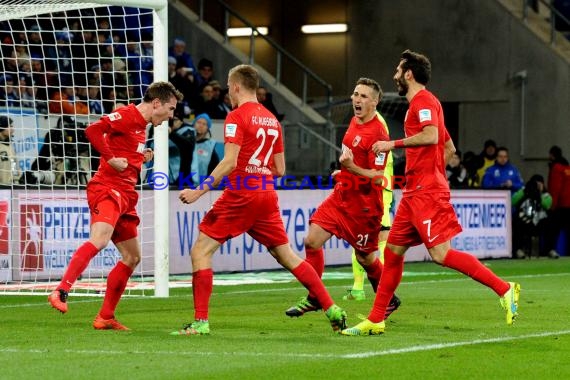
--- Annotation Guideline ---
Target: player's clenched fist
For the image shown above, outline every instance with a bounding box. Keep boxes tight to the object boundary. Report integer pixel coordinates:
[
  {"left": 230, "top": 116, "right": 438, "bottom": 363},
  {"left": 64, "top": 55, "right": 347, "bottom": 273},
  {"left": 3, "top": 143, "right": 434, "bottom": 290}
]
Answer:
[
  {"left": 143, "top": 148, "right": 154, "bottom": 163},
  {"left": 179, "top": 188, "right": 201, "bottom": 204},
  {"left": 372, "top": 140, "right": 393, "bottom": 155}
]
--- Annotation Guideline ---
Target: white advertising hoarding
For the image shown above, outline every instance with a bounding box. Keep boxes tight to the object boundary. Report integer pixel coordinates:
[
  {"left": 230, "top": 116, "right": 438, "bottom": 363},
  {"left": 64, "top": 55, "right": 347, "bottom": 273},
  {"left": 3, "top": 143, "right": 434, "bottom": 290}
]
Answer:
[{"left": 168, "top": 189, "right": 512, "bottom": 274}]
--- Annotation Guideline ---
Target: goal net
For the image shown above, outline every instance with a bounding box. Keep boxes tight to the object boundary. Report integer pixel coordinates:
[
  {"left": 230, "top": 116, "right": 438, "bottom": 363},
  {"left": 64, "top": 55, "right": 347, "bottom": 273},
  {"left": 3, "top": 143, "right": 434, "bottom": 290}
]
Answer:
[{"left": 0, "top": 0, "right": 170, "bottom": 297}]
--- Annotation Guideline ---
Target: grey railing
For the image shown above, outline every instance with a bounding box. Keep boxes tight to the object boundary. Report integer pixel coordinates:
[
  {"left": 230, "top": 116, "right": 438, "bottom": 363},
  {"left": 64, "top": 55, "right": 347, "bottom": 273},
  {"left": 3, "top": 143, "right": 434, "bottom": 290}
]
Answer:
[
  {"left": 522, "top": 0, "right": 570, "bottom": 46},
  {"left": 196, "top": 0, "right": 333, "bottom": 113}
]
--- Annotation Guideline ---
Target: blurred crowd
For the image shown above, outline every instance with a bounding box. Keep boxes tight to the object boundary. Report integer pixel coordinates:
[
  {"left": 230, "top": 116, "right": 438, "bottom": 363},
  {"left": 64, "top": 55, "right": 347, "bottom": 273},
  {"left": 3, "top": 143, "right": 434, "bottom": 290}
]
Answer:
[{"left": 445, "top": 140, "right": 570, "bottom": 259}]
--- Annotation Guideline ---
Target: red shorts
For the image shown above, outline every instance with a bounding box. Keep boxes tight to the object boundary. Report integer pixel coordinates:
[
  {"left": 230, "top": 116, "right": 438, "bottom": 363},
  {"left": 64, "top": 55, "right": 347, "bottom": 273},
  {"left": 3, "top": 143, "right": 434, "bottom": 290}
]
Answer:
[
  {"left": 388, "top": 192, "right": 462, "bottom": 248},
  {"left": 310, "top": 191, "right": 381, "bottom": 254},
  {"left": 200, "top": 190, "right": 289, "bottom": 249},
  {"left": 86, "top": 182, "right": 140, "bottom": 244}
]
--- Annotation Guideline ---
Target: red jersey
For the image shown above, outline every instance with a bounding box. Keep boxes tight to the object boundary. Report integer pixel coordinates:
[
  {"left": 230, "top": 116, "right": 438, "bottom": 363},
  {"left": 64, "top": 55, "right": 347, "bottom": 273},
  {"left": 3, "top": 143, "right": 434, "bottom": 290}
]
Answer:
[
  {"left": 223, "top": 102, "right": 284, "bottom": 191},
  {"left": 86, "top": 104, "right": 148, "bottom": 188},
  {"left": 336, "top": 115, "right": 389, "bottom": 215},
  {"left": 548, "top": 162, "right": 570, "bottom": 209},
  {"left": 402, "top": 89, "right": 449, "bottom": 196}
]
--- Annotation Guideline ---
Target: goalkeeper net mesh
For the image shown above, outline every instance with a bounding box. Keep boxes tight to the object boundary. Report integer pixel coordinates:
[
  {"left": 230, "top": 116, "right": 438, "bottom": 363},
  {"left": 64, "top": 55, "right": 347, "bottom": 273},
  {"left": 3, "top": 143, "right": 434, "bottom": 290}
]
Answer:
[{"left": 0, "top": 1, "right": 159, "bottom": 296}]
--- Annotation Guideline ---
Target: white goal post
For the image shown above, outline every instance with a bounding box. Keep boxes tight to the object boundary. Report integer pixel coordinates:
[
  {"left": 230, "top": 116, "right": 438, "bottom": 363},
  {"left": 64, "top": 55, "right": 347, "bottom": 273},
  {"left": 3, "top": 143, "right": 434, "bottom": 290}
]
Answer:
[{"left": 0, "top": 0, "right": 171, "bottom": 297}]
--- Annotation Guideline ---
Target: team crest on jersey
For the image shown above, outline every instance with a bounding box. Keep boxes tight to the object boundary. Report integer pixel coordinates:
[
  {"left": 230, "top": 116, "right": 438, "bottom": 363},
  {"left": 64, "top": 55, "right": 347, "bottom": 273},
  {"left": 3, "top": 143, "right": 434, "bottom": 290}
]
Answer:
[
  {"left": 225, "top": 123, "right": 237, "bottom": 138},
  {"left": 108, "top": 112, "right": 122, "bottom": 121},
  {"left": 352, "top": 135, "right": 362, "bottom": 147},
  {"left": 419, "top": 109, "right": 431, "bottom": 122}
]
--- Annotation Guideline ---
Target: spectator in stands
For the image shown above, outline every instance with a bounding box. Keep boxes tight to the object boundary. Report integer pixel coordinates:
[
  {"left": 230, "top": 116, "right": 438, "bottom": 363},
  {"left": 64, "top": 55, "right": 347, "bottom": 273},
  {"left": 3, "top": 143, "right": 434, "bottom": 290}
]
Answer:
[
  {"left": 256, "top": 86, "right": 284, "bottom": 121},
  {"left": 31, "top": 56, "right": 51, "bottom": 102},
  {"left": 12, "top": 44, "right": 30, "bottom": 68},
  {"left": 201, "top": 80, "right": 229, "bottom": 119},
  {"left": 169, "top": 104, "right": 196, "bottom": 183},
  {"left": 168, "top": 56, "right": 199, "bottom": 110},
  {"left": 193, "top": 83, "right": 215, "bottom": 117},
  {"left": 49, "top": 86, "right": 89, "bottom": 115},
  {"left": 71, "top": 30, "right": 99, "bottom": 74},
  {"left": 87, "top": 84, "right": 103, "bottom": 114},
  {"left": 209, "top": 80, "right": 222, "bottom": 101},
  {"left": 0, "top": 74, "right": 21, "bottom": 109},
  {"left": 0, "top": 116, "right": 20, "bottom": 185},
  {"left": 27, "top": 25, "right": 56, "bottom": 69},
  {"left": 512, "top": 174, "right": 552, "bottom": 258},
  {"left": 169, "top": 37, "right": 196, "bottom": 73},
  {"left": 52, "top": 29, "right": 74, "bottom": 86},
  {"left": 18, "top": 74, "right": 47, "bottom": 113},
  {"left": 446, "top": 150, "right": 468, "bottom": 189},
  {"left": 543, "top": 145, "right": 570, "bottom": 258},
  {"left": 481, "top": 147, "right": 523, "bottom": 193},
  {"left": 474, "top": 139, "right": 497, "bottom": 187},
  {"left": 18, "top": 60, "right": 31, "bottom": 75},
  {"left": 195, "top": 58, "right": 215, "bottom": 89},
  {"left": 190, "top": 113, "right": 222, "bottom": 186},
  {"left": 461, "top": 150, "right": 480, "bottom": 187},
  {"left": 217, "top": 88, "right": 233, "bottom": 118},
  {"left": 2, "top": 46, "right": 19, "bottom": 75},
  {"left": 124, "top": 37, "right": 151, "bottom": 98},
  {"left": 102, "top": 88, "right": 117, "bottom": 114}
]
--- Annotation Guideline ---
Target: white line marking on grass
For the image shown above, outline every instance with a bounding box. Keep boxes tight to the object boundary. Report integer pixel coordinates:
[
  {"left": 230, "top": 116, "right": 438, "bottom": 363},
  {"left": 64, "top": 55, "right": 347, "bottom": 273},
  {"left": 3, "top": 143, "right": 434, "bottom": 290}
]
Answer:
[
  {"left": 1, "top": 330, "right": 569, "bottom": 359},
  {"left": 2, "top": 272, "right": 569, "bottom": 309},
  {"left": 341, "top": 330, "right": 570, "bottom": 358}
]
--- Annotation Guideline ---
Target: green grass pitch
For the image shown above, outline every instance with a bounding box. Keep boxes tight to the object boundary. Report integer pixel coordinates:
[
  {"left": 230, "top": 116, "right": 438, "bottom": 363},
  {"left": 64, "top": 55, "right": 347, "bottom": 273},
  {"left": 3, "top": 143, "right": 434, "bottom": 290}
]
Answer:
[{"left": 1, "top": 258, "right": 570, "bottom": 379}]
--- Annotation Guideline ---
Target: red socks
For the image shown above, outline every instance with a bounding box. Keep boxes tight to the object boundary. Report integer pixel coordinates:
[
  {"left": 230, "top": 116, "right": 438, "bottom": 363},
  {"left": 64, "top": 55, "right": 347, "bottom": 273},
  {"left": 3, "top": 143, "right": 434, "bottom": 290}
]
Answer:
[
  {"left": 58, "top": 242, "right": 100, "bottom": 292},
  {"left": 291, "top": 261, "right": 333, "bottom": 311},
  {"left": 368, "top": 247, "right": 404, "bottom": 323},
  {"left": 192, "top": 269, "right": 214, "bottom": 320},
  {"left": 442, "top": 249, "right": 510, "bottom": 296},
  {"left": 304, "top": 247, "right": 324, "bottom": 277},
  {"left": 98, "top": 261, "right": 133, "bottom": 319},
  {"left": 364, "top": 257, "right": 383, "bottom": 293}
]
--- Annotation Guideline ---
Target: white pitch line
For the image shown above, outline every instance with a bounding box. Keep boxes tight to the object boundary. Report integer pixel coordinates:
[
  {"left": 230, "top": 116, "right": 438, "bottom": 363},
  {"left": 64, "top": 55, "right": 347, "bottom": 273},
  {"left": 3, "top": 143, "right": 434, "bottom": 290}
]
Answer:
[
  {"left": 341, "top": 330, "right": 570, "bottom": 358},
  {"left": 2, "top": 272, "right": 569, "bottom": 309},
  {"left": 1, "top": 330, "right": 569, "bottom": 359}
]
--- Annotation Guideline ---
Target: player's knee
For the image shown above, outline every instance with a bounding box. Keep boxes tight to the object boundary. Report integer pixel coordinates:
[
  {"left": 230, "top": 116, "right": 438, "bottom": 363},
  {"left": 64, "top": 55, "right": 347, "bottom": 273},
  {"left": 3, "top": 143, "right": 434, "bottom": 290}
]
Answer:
[
  {"left": 122, "top": 254, "right": 140, "bottom": 269},
  {"left": 90, "top": 237, "right": 111, "bottom": 251},
  {"left": 430, "top": 250, "right": 447, "bottom": 265},
  {"left": 303, "top": 236, "right": 321, "bottom": 250}
]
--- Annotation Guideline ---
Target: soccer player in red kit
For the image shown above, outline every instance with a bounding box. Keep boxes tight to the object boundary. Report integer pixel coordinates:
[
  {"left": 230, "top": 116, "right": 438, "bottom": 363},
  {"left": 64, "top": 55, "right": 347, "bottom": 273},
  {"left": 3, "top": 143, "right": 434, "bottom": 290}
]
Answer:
[
  {"left": 172, "top": 64, "right": 346, "bottom": 335},
  {"left": 342, "top": 50, "right": 520, "bottom": 336},
  {"left": 48, "top": 82, "right": 183, "bottom": 330},
  {"left": 285, "top": 78, "right": 401, "bottom": 319}
]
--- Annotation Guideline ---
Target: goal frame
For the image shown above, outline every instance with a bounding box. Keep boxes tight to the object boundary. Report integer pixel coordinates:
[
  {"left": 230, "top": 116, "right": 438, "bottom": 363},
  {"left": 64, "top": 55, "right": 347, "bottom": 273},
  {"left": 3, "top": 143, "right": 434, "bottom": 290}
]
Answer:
[{"left": 1, "top": 0, "right": 171, "bottom": 297}]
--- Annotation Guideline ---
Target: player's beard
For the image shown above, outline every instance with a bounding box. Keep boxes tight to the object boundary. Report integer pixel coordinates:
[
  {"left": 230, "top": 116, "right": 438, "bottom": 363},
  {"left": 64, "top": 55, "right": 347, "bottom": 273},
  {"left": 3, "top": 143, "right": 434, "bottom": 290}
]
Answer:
[{"left": 396, "top": 76, "right": 408, "bottom": 96}]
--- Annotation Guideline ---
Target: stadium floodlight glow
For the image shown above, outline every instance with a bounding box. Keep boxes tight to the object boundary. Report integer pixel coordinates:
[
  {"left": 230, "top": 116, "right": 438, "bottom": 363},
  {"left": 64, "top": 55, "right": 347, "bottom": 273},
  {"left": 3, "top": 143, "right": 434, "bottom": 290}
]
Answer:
[
  {"left": 301, "top": 23, "right": 348, "bottom": 34},
  {"left": 226, "top": 27, "right": 268, "bottom": 37}
]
